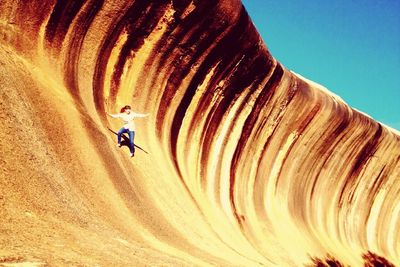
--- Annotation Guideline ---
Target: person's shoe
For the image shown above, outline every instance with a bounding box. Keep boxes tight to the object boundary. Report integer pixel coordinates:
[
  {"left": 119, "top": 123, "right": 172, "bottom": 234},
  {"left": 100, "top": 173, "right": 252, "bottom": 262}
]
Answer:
[
  {"left": 117, "top": 143, "right": 121, "bottom": 147},
  {"left": 130, "top": 153, "right": 134, "bottom": 157}
]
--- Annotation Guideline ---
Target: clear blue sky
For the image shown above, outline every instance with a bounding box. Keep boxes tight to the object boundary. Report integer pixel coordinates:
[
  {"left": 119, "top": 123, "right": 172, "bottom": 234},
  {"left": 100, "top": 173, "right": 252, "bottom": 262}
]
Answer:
[{"left": 241, "top": 0, "right": 400, "bottom": 130}]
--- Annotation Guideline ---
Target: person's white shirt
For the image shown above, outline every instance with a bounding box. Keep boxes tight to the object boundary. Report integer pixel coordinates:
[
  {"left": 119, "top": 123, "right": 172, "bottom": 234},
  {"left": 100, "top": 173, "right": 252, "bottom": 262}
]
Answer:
[{"left": 109, "top": 112, "right": 148, "bottom": 131}]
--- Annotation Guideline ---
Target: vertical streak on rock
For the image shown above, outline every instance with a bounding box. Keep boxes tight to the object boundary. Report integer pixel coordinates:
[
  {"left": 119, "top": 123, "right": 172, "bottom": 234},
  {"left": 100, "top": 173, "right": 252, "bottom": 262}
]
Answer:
[
  {"left": 169, "top": 8, "right": 252, "bottom": 174},
  {"left": 45, "top": 0, "right": 86, "bottom": 52},
  {"left": 155, "top": 2, "right": 221, "bottom": 139},
  {"left": 230, "top": 63, "right": 284, "bottom": 227},
  {"left": 63, "top": 0, "right": 104, "bottom": 102},
  {"left": 92, "top": 1, "right": 140, "bottom": 113},
  {"left": 338, "top": 123, "right": 383, "bottom": 208},
  {"left": 110, "top": 1, "right": 168, "bottom": 98}
]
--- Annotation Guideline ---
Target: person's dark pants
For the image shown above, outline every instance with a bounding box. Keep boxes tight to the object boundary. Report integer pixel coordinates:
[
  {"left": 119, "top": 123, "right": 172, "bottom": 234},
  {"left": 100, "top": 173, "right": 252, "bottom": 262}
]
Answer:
[{"left": 117, "top": 128, "right": 135, "bottom": 154}]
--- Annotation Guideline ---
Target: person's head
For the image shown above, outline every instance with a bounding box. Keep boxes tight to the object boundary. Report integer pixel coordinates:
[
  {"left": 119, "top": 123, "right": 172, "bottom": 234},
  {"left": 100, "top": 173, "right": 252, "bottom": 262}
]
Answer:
[{"left": 120, "top": 105, "right": 131, "bottom": 114}]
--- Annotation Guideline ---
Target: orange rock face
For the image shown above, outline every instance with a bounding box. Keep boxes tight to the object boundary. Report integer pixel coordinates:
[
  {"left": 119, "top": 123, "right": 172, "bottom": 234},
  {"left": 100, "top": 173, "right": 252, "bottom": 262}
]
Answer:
[{"left": 0, "top": 1, "right": 399, "bottom": 266}]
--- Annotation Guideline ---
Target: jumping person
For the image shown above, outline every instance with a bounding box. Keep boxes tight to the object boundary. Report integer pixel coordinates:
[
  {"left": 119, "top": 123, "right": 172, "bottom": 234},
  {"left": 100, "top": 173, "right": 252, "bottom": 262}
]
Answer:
[{"left": 107, "top": 105, "right": 149, "bottom": 157}]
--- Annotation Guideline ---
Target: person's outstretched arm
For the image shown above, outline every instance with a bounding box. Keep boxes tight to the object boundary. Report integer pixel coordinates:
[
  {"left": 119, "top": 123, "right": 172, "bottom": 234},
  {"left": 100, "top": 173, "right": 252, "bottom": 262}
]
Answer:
[{"left": 133, "top": 113, "right": 150, "bottom": 118}]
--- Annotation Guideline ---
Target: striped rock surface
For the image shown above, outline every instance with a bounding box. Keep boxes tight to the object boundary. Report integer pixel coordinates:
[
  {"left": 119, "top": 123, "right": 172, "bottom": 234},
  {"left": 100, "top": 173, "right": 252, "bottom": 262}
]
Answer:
[{"left": 0, "top": 1, "right": 399, "bottom": 266}]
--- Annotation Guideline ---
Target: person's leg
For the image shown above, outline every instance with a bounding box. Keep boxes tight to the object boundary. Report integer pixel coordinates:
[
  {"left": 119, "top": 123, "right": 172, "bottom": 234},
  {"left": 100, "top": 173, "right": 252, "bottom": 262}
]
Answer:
[
  {"left": 128, "top": 131, "right": 135, "bottom": 155},
  {"left": 117, "top": 127, "right": 126, "bottom": 146}
]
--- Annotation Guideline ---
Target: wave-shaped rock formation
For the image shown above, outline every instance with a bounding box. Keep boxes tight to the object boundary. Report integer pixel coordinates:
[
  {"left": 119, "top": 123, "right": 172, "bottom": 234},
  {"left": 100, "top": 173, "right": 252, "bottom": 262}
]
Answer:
[{"left": 1, "top": 0, "right": 399, "bottom": 266}]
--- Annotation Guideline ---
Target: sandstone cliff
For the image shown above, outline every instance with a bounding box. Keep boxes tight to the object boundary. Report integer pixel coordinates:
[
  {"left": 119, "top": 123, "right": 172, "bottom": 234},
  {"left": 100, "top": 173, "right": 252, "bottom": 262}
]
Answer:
[{"left": 0, "top": 1, "right": 399, "bottom": 266}]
